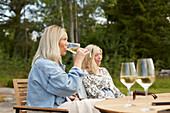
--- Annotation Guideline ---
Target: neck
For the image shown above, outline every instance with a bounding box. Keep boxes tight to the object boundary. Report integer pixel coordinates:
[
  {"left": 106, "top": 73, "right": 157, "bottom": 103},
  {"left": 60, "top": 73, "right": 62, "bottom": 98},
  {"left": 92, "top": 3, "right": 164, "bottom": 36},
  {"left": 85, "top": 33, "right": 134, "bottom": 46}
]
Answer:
[{"left": 96, "top": 67, "right": 101, "bottom": 74}]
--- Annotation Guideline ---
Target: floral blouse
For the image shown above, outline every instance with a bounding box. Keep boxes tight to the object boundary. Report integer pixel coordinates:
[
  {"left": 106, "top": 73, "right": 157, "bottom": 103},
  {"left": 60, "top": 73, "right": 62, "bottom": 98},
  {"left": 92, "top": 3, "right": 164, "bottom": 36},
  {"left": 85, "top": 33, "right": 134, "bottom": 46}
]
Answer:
[{"left": 83, "top": 67, "right": 125, "bottom": 98}]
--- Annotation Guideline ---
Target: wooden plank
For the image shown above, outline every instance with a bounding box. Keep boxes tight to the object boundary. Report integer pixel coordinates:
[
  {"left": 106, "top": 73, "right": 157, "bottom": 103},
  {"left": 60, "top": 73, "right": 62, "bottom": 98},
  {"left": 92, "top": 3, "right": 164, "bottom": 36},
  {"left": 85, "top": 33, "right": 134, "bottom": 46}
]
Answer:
[
  {"left": 18, "top": 84, "right": 27, "bottom": 88},
  {"left": 13, "top": 105, "right": 68, "bottom": 113},
  {"left": 13, "top": 79, "right": 21, "bottom": 106},
  {"left": 19, "top": 93, "right": 27, "bottom": 96},
  {"left": 21, "top": 102, "right": 27, "bottom": 106},
  {"left": 19, "top": 88, "right": 27, "bottom": 92},
  {"left": 16, "top": 79, "right": 28, "bottom": 83},
  {"left": 20, "top": 97, "right": 27, "bottom": 101}
]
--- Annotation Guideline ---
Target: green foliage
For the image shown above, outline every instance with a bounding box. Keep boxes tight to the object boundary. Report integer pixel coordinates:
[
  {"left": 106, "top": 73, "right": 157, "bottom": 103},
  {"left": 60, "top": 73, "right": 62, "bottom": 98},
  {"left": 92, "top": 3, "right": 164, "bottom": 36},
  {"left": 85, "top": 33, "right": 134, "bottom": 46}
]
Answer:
[
  {"left": 102, "top": 0, "right": 170, "bottom": 71},
  {"left": 0, "top": 0, "right": 169, "bottom": 89},
  {"left": 62, "top": 52, "right": 74, "bottom": 73}
]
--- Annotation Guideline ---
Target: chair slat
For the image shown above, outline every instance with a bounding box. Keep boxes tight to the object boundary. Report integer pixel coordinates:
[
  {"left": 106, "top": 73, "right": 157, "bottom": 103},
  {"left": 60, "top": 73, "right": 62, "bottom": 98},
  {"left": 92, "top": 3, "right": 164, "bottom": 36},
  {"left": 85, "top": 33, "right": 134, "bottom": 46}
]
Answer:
[
  {"left": 16, "top": 79, "right": 28, "bottom": 83},
  {"left": 19, "top": 93, "right": 27, "bottom": 96},
  {"left": 19, "top": 88, "right": 27, "bottom": 92},
  {"left": 18, "top": 84, "right": 27, "bottom": 88},
  {"left": 21, "top": 102, "right": 27, "bottom": 106},
  {"left": 22, "top": 111, "right": 27, "bottom": 113},
  {"left": 20, "top": 97, "right": 27, "bottom": 101}
]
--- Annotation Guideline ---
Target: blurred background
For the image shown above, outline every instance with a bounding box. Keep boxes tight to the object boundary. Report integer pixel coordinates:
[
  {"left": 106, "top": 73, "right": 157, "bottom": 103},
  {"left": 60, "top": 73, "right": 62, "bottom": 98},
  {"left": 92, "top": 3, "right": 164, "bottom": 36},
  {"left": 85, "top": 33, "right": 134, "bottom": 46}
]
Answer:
[{"left": 0, "top": 0, "right": 170, "bottom": 94}]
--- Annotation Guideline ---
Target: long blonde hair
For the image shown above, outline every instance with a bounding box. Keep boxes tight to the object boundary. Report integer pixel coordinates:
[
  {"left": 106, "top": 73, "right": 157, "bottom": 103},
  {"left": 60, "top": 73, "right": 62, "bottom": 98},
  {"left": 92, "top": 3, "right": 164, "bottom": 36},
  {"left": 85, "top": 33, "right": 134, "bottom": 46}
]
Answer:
[
  {"left": 32, "top": 25, "right": 66, "bottom": 66},
  {"left": 81, "top": 44, "right": 102, "bottom": 74}
]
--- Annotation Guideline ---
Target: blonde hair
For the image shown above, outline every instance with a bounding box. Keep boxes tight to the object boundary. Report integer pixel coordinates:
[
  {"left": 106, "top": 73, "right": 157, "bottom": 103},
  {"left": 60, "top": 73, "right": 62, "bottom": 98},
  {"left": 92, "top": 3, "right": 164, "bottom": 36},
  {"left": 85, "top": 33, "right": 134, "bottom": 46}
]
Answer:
[
  {"left": 81, "top": 44, "right": 102, "bottom": 74},
  {"left": 32, "top": 25, "right": 66, "bottom": 66}
]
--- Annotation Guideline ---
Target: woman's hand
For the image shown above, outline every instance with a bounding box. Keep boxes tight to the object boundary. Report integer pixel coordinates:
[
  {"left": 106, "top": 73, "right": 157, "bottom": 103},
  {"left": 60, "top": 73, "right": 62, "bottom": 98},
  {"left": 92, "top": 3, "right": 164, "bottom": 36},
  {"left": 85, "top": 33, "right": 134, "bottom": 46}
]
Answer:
[
  {"left": 74, "top": 48, "right": 90, "bottom": 68},
  {"left": 68, "top": 96, "right": 79, "bottom": 101}
]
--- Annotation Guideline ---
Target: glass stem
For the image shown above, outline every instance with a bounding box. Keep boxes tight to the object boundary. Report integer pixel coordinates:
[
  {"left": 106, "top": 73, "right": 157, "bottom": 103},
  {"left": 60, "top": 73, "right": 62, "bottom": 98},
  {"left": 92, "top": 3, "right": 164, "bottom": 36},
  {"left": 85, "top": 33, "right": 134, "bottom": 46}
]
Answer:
[
  {"left": 127, "top": 87, "right": 131, "bottom": 105},
  {"left": 144, "top": 88, "right": 148, "bottom": 108}
]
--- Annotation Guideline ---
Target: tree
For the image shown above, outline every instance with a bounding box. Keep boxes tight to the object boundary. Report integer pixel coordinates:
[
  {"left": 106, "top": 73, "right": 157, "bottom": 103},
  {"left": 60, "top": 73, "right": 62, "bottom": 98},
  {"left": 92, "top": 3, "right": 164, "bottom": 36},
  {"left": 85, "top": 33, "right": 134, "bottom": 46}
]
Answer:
[
  {"left": 102, "top": 0, "right": 170, "bottom": 70},
  {"left": 68, "top": 0, "right": 74, "bottom": 42},
  {"left": 0, "top": 0, "right": 41, "bottom": 57}
]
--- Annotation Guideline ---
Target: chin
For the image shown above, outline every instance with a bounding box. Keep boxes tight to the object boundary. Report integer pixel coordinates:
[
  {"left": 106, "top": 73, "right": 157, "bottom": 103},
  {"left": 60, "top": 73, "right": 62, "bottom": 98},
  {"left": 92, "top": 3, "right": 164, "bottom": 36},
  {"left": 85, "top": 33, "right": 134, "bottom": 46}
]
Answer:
[
  {"left": 61, "top": 52, "right": 66, "bottom": 56},
  {"left": 97, "top": 63, "right": 100, "bottom": 66}
]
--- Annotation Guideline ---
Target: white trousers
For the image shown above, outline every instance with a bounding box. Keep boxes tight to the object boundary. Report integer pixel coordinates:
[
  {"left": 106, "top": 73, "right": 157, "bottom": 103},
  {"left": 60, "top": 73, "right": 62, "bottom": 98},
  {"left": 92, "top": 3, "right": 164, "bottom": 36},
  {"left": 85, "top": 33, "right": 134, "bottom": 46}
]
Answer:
[{"left": 27, "top": 99, "right": 104, "bottom": 113}]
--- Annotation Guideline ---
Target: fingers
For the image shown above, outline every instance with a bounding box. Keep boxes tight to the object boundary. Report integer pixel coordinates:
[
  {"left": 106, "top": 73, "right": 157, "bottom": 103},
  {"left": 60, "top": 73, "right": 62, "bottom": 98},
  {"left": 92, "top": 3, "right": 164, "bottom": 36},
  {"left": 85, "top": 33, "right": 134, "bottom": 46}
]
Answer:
[
  {"left": 74, "top": 48, "right": 89, "bottom": 68},
  {"left": 84, "top": 50, "right": 90, "bottom": 55},
  {"left": 77, "top": 48, "right": 90, "bottom": 55}
]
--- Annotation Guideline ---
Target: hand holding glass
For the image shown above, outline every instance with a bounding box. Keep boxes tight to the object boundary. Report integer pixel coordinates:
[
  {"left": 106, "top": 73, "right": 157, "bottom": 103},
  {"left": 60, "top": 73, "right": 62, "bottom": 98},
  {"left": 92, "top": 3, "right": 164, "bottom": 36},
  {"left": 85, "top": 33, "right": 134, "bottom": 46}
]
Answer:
[
  {"left": 67, "top": 42, "right": 80, "bottom": 54},
  {"left": 136, "top": 58, "right": 155, "bottom": 112},
  {"left": 67, "top": 42, "right": 93, "bottom": 58},
  {"left": 120, "top": 62, "right": 136, "bottom": 107}
]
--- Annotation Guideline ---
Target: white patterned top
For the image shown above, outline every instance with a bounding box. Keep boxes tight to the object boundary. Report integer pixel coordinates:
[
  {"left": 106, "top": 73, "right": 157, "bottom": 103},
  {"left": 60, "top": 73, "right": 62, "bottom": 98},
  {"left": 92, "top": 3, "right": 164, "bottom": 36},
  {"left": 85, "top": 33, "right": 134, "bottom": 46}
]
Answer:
[{"left": 83, "top": 67, "right": 125, "bottom": 98}]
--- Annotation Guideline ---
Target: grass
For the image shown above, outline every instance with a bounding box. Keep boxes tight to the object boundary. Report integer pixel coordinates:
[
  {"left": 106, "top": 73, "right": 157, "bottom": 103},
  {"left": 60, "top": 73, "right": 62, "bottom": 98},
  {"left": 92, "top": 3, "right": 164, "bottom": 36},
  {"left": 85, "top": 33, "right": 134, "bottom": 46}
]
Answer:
[
  {"left": 113, "top": 76, "right": 170, "bottom": 95},
  {"left": 0, "top": 73, "right": 170, "bottom": 95}
]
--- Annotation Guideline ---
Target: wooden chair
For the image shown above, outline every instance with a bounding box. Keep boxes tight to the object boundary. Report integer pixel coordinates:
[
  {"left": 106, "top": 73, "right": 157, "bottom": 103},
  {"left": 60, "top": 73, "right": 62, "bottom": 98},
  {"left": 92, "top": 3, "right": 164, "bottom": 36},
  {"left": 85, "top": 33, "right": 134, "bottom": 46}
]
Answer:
[{"left": 13, "top": 79, "right": 68, "bottom": 113}]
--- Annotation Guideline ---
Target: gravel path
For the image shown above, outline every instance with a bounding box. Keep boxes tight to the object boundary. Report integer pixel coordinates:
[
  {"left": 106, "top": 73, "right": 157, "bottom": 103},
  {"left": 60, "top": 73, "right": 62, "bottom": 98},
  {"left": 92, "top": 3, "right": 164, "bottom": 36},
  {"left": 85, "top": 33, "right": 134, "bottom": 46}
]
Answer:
[{"left": 0, "top": 88, "right": 16, "bottom": 113}]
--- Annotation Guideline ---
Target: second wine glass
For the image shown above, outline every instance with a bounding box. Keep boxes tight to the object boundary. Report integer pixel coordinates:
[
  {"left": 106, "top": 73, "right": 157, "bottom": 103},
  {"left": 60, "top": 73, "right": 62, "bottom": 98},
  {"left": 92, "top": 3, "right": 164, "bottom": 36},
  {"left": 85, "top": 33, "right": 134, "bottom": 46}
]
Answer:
[
  {"left": 136, "top": 58, "right": 156, "bottom": 112},
  {"left": 120, "top": 62, "right": 137, "bottom": 107}
]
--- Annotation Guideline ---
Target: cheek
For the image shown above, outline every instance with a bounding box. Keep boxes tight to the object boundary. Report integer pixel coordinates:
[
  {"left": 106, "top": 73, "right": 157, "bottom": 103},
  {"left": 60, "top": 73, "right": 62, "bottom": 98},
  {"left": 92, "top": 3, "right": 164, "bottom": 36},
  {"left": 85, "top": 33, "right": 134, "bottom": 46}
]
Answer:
[
  {"left": 59, "top": 41, "right": 64, "bottom": 48},
  {"left": 100, "top": 56, "right": 102, "bottom": 60},
  {"left": 94, "top": 57, "right": 97, "bottom": 62}
]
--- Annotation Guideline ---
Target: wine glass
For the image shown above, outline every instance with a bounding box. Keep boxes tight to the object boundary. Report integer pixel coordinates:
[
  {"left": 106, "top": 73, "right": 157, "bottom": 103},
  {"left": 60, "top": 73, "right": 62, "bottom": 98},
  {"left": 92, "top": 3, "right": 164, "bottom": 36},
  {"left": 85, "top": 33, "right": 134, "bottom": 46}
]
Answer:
[
  {"left": 67, "top": 42, "right": 80, "bottom": 54},
  {"left": 136, "top": 58, "right": 156, "bottom": 112},
  {"left": 67, "top": 42, "right": 93, "bottom": 57},
  {"left": 120, "top": 62, "right": 137, "bottom": 107}
]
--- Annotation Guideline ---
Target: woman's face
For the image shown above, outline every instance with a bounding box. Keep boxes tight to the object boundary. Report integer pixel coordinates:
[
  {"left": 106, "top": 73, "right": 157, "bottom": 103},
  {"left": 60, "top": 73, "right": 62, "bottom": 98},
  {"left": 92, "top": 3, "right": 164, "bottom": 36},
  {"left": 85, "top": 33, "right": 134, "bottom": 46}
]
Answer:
[
  {"left": 94, "top": 48, "right": 102, "bottom": 66},
  {"left": 59, "top": 32, "right": 68, "bottom": 56}
]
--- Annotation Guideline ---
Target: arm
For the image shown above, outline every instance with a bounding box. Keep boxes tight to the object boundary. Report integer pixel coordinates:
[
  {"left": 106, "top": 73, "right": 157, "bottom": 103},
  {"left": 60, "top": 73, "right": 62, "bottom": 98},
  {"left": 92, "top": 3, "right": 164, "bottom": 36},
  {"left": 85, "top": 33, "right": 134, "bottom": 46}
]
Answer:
[
  {"left": 102, "top": 67, "right": 125, "bottom": 97},
  {"left": 31, "top": 60, "right": 85, "bottom": 97}
]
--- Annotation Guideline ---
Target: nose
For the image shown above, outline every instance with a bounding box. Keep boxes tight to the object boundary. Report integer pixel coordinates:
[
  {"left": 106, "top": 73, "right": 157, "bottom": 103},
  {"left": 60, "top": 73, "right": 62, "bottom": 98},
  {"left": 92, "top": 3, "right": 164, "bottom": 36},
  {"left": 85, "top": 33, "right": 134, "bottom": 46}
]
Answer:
[
  {"left": 66, "top": 41, "right": 69, "bottom": 46},
  {"left": 98, "top": 55, "right": 102, "bottom": 60}
]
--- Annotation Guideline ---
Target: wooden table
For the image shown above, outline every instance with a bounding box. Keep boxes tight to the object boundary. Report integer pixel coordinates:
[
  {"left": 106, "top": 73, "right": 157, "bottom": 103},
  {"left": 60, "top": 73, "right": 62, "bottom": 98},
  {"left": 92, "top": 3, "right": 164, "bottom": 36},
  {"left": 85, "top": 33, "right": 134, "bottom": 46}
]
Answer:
[{"left": 94, "top": 93, "right": 170, "bottom": 113}]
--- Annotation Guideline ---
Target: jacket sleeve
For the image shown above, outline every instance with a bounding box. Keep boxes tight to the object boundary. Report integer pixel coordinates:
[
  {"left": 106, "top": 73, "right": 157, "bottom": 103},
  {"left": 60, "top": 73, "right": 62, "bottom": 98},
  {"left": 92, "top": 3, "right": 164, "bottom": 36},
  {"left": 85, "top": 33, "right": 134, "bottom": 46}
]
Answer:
[{"left": 33, "top": 61, "right": 85, "bottom": 97}]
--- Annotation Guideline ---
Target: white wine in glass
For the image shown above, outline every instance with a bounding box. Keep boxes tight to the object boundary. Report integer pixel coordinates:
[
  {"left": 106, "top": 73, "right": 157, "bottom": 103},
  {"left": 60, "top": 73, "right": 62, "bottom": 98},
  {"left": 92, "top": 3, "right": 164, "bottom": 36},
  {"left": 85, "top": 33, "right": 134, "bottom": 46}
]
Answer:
[
  {"left": 136, "top": 58, "right": 156, "bottom": 112},
  {"left": 67, "top": 42, "right": 80, "bottom": 54},
  {"left": 120, "top": 62, "right": 136, "bottom": 107}
]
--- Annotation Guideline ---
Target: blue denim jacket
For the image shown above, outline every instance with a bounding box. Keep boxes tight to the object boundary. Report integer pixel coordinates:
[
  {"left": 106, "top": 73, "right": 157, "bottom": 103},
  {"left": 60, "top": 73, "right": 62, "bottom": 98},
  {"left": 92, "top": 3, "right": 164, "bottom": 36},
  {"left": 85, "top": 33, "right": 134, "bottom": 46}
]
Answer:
[{"left": 26, "top": 57, "right": 85, "bottom": 108}]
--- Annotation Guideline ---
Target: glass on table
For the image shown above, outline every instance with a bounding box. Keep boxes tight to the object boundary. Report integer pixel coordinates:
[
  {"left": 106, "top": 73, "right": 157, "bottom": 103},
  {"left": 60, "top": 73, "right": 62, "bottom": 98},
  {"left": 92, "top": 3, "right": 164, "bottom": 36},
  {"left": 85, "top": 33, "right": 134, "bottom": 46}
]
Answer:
[
  {"left": 136, "top": 58, "right": 156, "bottom": 112},
  {"left": 120, "top": 62, "right": 137, "bottom": 107}
]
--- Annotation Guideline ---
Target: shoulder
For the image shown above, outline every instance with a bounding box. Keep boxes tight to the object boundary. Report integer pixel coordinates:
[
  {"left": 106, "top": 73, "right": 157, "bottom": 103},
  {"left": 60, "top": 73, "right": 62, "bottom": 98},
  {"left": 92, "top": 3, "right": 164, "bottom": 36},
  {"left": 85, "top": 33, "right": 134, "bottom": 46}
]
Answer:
[
  {"left": 99, "top": 67, "right": 108, "bottom": 72},
  {"left": 83, "top": 71, "right": 95, "bottom": 80},
  {"left": 34, "top": 57, "right": 61, "bottom": 70}
]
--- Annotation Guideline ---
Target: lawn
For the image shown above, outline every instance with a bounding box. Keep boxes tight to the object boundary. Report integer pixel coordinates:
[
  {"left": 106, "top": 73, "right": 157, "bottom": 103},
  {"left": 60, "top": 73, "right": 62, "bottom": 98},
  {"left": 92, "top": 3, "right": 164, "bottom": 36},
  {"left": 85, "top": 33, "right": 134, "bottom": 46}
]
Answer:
[
  {"left": 113, "top": 76, "right": 170, "bottom": 95},
  {"left": 0, "top": 75, "right": 170, "bottom": 95}
]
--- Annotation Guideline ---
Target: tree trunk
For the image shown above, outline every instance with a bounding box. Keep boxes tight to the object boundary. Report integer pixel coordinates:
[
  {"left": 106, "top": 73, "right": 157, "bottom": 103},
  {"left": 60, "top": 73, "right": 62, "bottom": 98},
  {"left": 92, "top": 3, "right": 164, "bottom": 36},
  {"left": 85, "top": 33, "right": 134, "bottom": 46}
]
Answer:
[
  {"left": 82, "top": 0, "right": 85, "bottom": 36},
  {"left": 68, "top": 0, "right": 75, "bottom": 61},
  {"left": 68, "top": 0, "right": 74, "bottom": 43},
  {"left": 74, "top": 0, "right": 79, "bottom": 43},
  {"left": 59, "top": 0, "right": 64, "bottom": 28}
]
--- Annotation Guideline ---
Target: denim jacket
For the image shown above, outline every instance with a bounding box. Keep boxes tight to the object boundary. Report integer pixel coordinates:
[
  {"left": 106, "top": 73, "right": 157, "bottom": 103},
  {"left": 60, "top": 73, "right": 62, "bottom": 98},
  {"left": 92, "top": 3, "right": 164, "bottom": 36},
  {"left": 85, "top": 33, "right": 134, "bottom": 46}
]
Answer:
[{"left": 26, "top": 57, "right": 85, "bottom": 108}]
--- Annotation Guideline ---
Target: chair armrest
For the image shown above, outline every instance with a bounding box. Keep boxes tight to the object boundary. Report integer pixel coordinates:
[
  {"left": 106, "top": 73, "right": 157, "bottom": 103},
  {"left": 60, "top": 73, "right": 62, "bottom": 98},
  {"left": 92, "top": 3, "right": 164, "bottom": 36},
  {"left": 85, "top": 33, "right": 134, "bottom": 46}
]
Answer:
[{"left": 13, "top": 105, "right": 68, "bottom": 113}]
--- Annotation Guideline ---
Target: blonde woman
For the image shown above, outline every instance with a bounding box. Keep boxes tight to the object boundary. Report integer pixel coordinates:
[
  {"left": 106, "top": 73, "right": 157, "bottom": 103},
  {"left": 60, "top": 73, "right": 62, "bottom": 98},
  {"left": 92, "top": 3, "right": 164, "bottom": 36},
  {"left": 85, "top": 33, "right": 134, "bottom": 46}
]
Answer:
[
  {"left": 81, "top": 45, "right": 125, "bottom": 98},
  {"left": 26, "top": 25, "right": 90, "bottom": 108}
]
